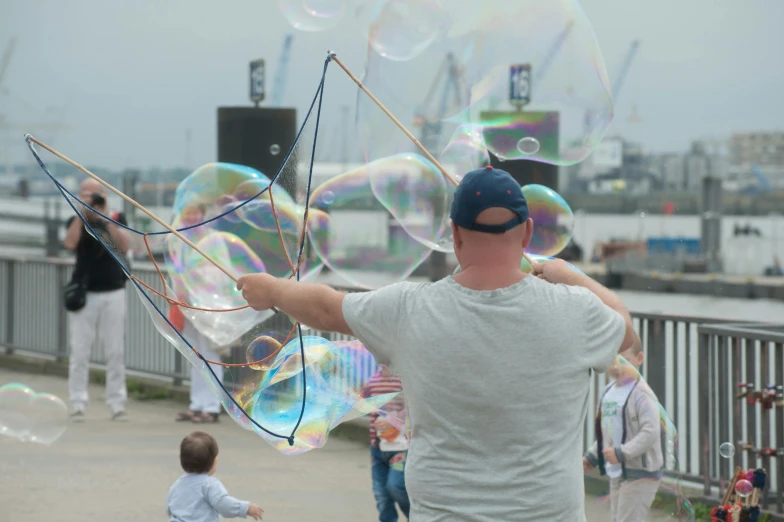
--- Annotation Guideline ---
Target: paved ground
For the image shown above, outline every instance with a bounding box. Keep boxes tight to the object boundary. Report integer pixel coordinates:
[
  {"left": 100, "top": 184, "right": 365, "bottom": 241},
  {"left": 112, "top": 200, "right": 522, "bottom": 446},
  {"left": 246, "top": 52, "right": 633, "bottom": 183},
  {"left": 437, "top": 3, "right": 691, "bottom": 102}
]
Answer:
[{"left": 0, "top": 368, "right": 675, "bottom": 521}]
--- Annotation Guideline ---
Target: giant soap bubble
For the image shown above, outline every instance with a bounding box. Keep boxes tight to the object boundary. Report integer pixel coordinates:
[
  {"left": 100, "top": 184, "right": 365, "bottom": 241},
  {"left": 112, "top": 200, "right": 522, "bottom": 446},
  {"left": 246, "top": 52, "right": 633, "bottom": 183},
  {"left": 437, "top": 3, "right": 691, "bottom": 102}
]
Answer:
[
  {"left": 522, "top": 184, "right": 574, "bottom": 257},
  {"left": 350, "top": 0, "right": 611, "bottom": 256},
  {"left": 165, "top": 163, "right": 322, "bottom": 346},
  {"left": 0, "top": 383, "right": 68, "bottom": 445},
  {"left": 307, "top": 157, "right": 434, "bottom": 288},
  {"left": 278, "top": 0, "right": 349, "bottom": 32},
  {"left": 355, "top": 0, "right": 451, "bottom": 62}
]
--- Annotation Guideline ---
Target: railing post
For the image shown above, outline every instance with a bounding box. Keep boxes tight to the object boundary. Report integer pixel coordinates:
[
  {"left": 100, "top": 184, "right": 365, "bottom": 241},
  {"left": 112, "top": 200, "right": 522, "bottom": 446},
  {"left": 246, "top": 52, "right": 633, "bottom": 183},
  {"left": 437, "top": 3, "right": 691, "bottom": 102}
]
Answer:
[
  {"left": 645, "top": 319, "right": 666, "bottom": 406},
  {"left": 56, "top": 263, "right": 68, "bottom": 364},
  {"left": 173, "top": 350, "right": 183, "bottom": 387},
  {"left": 5, "top": 260, "right": 14, "bottom": 354},
  {"left": 698, "top": 328, "right": 712, "bottom": 497}
]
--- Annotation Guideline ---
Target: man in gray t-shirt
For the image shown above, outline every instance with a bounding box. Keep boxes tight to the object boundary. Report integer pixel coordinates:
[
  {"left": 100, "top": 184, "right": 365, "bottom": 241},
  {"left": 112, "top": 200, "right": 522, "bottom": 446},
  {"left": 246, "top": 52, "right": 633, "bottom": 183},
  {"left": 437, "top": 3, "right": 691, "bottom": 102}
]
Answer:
[{"left": 237, "top": 166, "right": 634, "bottom": 521}]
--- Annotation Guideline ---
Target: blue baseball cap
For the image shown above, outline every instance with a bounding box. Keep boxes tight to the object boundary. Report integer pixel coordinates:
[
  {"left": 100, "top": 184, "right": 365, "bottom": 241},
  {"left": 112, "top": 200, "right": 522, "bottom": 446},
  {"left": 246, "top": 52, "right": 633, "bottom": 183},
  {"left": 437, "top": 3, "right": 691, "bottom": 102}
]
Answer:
[{"left": 450, "top": 166, "right": 529, "bottom": 234}]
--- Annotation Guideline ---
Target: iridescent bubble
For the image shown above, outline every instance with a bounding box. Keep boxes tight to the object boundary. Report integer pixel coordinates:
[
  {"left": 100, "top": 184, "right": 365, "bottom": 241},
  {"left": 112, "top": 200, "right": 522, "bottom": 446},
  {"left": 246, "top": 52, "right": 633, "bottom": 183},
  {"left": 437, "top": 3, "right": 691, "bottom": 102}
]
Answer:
[
  {"left": 241, "top": 336, "right": 399, "bottom": 455},
  {"left": 246, "top": 336, "right": 284, "bottom": 371},
  {"left": 735, "top": 479, "right": 753, "bottom": 498},
  {"left": 440, "top": 124, "right": 491, "bottom": 179},
  {"left": 517, "top": 137, "right": 540, "bottom": 155},
  {"left": 166, "top": 163, "right": 322, "bottom": 344},
  {"left": 0, "top": 383, "right": 35, "bottom": 439},
  {"left": 177, "top": 231, "right": 267, "bottom": 345},
  {"left": 321, "top": 191, "right": 336, "bottom": 205},
  {"left": 719, "top": 442, "right": 735, "bottom": 458},
  {"left": 28, "top": 393, "right": 68, "bottom": 445},
  {"left": 522, "top": 184, "right": 574, "bottom": 257},
  {"left": 442, "top": 0, "right": 613, "bottom": 166},
  {"left": 520, "top": 253, "right": 584, "bottom": 276},
  {"left": 356, "top": 0, "right": 450, "bottom": 61},
  {"left": 0, "top": 384, "right": 67, "bottom": 445},
  {"left": 307, "top": 159, "right": 433, "bottom": 289},
  {"left": 351, "top": 1, "right": 612, "bottom": 267},
  {"left": 215, "top": 195, "right": 244, "bottom": 224},
  {"left": 233, "top": 178, "right": 271, "bottom": 202},
  {"left": 278, "top": 0, "right": 348, "bottom": 32},
  {"left": 269, "top": 144, "right": 281, "bottom": 156},
  {"left": 367, "top": 153, "right": 453, "bottom": 252}
]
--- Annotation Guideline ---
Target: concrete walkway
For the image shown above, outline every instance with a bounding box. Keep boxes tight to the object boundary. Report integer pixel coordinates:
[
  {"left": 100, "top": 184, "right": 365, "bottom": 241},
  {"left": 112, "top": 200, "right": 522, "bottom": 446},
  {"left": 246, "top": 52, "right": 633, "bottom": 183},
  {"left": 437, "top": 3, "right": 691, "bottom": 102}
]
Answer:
[{"left": 0, "top": 368, "right": 675, "bottom": 521}]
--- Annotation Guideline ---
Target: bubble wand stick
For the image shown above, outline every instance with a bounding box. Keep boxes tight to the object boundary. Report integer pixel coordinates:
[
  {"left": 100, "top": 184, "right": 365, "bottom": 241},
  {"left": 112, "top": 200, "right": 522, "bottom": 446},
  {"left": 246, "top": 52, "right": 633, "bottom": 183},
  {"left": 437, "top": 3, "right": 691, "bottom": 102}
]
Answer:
[
  {"left": 328, "top": 52, "right": 537, "bottom": 268},
  {"left": 25, "top": 134, "right": 240, "bottom": 284}
]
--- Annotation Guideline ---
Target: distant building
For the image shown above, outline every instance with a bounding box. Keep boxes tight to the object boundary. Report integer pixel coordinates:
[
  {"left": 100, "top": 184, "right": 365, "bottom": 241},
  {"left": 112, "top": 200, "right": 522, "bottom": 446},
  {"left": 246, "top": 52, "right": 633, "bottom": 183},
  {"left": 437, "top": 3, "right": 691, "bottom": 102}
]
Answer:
[
  {"left": 728, "top": 131, "right": 784, "bottom": 191},
  {"left": 648, "top": 153, "right": 685, "bottom": 191},
  {"left": 730, "top": 131, "right": 784, "bottom": 167}
]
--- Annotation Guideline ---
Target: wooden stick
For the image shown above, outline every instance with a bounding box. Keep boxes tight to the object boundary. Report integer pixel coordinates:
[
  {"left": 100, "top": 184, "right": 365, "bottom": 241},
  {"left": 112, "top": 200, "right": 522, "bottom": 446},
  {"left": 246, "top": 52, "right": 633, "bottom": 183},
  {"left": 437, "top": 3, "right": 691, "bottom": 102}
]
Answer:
[
  {"left": 328, "top": 52, "right": 538, "bottom": 269},
  {"left": 722, "top": 466, "right": 743, "bottom": 506},
  {"left": 26, "top": 135, "right": 239, "bottom": 283},
  {"left": 328, "top": 52, "right": 459, "bottom": 188}
]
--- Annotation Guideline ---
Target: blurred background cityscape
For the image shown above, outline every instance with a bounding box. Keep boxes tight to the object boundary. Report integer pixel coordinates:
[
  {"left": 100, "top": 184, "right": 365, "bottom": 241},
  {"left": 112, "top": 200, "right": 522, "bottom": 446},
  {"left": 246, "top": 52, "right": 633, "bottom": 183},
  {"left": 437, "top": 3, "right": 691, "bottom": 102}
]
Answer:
[{"left": 0, "top": 0, "right": 782, "bottom": 282}]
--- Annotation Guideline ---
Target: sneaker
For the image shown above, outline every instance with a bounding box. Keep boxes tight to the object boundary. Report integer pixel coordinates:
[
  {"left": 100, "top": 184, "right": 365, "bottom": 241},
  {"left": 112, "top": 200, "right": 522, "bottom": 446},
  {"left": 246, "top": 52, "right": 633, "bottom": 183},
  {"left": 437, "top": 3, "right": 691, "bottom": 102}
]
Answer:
[
  {"left": 69, "top": 410, "right": 85, "bottom": 423},
  {"left": 111, "top": 410, "right": 128, "bottom": 422}
]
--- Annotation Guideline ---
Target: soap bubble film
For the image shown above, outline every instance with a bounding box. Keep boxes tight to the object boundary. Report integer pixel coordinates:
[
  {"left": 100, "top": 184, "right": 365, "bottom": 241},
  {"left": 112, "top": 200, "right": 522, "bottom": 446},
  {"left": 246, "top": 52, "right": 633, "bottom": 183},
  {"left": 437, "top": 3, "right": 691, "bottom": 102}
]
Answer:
[
  {"left": 735, "top": 479, "right": 753, "bottom": 498},
  {"left": 307, "top": 158, "right": 434, "bottom": 288},
  {"left": 719, "top": 441, "right": 735, "bottom": 458},
  {"left": 355, "top": 0, "right": 614, "bottom": 180},
  {"left": 25, "top": 18, "right": 618, "bottom": 464},
  {"left": 521, "top": 184, "right": 574, "bottom": 257},
  {"left": 0, "top": 383, "right": 68, "bottom": 445},
  {"left": 278, "top": 0, "right": 349, "bottom": 32},
  {"left": 24, "top": 73, "right": 409, "bottom": 455},
  {"left": 355, "top": 0, "right": 450, "bottom": 62}
]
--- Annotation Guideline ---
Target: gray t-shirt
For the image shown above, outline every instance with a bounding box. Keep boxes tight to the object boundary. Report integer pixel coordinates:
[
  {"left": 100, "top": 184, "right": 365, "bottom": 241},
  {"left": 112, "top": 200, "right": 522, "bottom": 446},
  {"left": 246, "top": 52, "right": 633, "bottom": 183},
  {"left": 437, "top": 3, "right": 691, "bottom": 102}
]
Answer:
[
  {"left": 342, "top": 275, "right": 625, "bottom": 521},
  {"left": 166, "top": 473, "right": 249, "bottom": 522}
]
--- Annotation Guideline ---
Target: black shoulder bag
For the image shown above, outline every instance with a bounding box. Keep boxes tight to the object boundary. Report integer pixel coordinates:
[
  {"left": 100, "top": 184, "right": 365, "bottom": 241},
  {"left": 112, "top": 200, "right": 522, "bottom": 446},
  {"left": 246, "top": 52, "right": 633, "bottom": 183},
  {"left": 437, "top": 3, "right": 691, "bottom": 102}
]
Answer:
[
  {"left": 64, "top": 268, "right": 89, "bottom": 312},
  {"left": 64, "top": 233, "right": 91, "bottom": 312}
]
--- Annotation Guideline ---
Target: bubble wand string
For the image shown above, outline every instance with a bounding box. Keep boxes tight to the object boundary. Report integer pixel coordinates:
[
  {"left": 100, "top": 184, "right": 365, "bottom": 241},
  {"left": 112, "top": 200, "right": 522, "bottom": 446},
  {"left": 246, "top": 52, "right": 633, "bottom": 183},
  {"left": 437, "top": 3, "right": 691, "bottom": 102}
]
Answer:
[
  {"left": 25, "top": 135, "right": 285, "bottom": 314},
  {"left": 328, "top": 52, "right": 537, "bottom": 268}
]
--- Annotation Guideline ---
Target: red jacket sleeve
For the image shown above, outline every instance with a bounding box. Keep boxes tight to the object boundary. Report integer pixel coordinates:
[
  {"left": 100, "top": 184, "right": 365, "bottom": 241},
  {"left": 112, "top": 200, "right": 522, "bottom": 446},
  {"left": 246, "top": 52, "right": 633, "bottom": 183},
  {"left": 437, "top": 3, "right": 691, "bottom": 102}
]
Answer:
[{"left": 168, "top": 302, "right": 185, "bottom": 331}]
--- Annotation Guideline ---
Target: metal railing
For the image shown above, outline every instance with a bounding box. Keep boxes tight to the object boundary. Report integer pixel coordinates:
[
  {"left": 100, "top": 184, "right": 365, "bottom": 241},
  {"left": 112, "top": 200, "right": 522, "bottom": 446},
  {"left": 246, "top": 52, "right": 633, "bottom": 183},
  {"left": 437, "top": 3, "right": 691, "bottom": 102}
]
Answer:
[
  {"left": 699, "top": 322, "right": 784, "bottom": 513},
  {"left": 1, "top": 254, "right": 783, "bottom": 512}
]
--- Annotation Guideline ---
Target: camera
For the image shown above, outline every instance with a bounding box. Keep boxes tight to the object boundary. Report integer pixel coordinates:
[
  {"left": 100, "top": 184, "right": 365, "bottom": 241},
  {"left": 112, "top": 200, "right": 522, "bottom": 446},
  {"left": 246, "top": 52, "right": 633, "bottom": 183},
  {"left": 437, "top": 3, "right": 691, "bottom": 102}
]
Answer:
[{"left": 91, "top": 192, "right": 106, "bottom": 207}]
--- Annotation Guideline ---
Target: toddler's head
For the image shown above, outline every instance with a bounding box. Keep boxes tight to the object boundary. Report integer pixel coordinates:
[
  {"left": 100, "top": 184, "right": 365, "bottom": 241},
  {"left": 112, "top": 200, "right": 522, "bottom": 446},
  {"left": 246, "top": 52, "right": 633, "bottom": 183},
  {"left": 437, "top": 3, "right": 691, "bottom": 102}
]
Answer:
[
  {"left": 180, "top": 431, "right": 219, "bottom": 475},
  {"left": 608, "top": 333, "right": 644, "bottom": 384},
  {"left": 181, "top": 204, "right": 206, "bottom": 227}
]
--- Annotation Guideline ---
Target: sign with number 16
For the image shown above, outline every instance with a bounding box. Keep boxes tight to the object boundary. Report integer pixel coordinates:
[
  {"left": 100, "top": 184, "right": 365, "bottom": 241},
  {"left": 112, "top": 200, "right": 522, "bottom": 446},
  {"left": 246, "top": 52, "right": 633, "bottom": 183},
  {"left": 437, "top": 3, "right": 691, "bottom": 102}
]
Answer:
[{"left": 509, "top": 64, "right": 531, "bottom": 106}]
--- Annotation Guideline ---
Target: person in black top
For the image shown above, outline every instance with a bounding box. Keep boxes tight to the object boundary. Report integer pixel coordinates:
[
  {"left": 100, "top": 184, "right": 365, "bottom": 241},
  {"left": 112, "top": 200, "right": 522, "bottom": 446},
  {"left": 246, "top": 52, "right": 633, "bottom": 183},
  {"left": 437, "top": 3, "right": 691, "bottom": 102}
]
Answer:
[{"left": 64, "top": 178, "right": 131, "bottom": 421}]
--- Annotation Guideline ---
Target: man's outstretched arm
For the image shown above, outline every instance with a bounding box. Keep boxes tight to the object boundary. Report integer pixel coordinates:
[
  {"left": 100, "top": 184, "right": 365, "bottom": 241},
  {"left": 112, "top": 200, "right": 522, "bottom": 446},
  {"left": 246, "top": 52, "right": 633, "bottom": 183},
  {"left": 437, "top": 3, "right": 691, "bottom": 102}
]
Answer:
[{"left": 237, "top": 274, "right": 353, "bottom": 335}]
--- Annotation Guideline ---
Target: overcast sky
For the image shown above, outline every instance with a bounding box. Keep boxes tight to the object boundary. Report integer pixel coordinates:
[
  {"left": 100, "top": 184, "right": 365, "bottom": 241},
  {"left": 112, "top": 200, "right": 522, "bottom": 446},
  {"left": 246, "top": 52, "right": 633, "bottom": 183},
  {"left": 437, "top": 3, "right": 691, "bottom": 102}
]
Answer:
[{"left": 1, "top": 0, "right": 782, "bottom": 171}]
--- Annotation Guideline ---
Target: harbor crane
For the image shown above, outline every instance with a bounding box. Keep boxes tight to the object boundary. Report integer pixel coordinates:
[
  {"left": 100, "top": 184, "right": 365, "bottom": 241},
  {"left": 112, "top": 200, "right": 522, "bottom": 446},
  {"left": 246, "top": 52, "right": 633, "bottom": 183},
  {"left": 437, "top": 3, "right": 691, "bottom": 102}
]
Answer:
[{"left": 271, "top": 33, "right": 293, "bottom": 107}]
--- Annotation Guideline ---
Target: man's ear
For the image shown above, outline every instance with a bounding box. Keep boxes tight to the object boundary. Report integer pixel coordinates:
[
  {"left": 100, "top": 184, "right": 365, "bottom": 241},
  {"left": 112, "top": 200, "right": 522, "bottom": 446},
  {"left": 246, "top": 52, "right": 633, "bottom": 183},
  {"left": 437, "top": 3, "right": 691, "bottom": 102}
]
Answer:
[
  {"left": 521, "top": 218, "right": 534, "bottom": 249},
  {"left": 451, "top": 221, "right": 462, "bottom": 249}
]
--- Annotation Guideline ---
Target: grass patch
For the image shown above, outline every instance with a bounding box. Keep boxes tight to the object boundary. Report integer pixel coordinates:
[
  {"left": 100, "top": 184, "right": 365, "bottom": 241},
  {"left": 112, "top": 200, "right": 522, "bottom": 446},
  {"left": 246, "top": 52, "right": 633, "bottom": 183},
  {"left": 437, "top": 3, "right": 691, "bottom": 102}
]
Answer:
[{"left": 126, "top": 379, "right": 172, "bottom": 401}]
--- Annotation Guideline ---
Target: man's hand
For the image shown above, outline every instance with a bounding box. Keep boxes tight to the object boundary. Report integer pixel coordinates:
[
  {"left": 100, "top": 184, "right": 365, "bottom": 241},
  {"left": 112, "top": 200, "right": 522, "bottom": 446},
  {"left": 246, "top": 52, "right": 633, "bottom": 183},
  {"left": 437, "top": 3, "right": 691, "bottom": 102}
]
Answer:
[
  {"left": 531, "top": 259, "right": 582, "bottom": 286},
  {"left": 602, "top": 446, "right": 619, "bottom": 465},
  {"left": 79, "top": 191, "right": 106, "bottom": 223},
  {"left": 583, "top": 456, "right": 594, "bottom": 474},
  {"left": 247, "top": 503, "right": 264, "bottom": 520},
  {"left": 236, "top": 273, "right": 279, "bottom": 311}
]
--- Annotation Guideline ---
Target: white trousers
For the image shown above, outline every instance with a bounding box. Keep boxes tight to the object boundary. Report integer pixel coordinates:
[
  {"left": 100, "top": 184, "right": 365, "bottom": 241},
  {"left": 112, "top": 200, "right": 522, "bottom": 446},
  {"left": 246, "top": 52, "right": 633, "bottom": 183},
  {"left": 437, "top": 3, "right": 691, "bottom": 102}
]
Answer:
[
  {"left": 183, "top": 321, "right": 223, "bottom": 414},
  {"left": 609, "top": 477, "right": 660, "bottom": 522},
  {"left": 68, "top": 288, "right": 127, "bottom": 413}
]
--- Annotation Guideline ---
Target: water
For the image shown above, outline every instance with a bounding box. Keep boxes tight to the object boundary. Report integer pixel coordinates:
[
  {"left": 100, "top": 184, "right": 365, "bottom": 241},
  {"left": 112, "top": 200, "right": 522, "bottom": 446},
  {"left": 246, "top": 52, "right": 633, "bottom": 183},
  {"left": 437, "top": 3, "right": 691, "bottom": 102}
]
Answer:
[{"left": 618, "top": 289, "right": 784, "bottom": 322}]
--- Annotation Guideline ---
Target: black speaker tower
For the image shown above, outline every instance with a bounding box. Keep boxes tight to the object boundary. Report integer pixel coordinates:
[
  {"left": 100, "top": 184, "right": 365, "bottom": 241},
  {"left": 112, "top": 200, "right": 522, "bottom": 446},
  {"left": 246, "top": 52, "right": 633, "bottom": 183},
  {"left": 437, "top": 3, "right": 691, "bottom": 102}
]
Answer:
[{"left": 217, "top": 107, "right": 297, "bottom": 196}]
